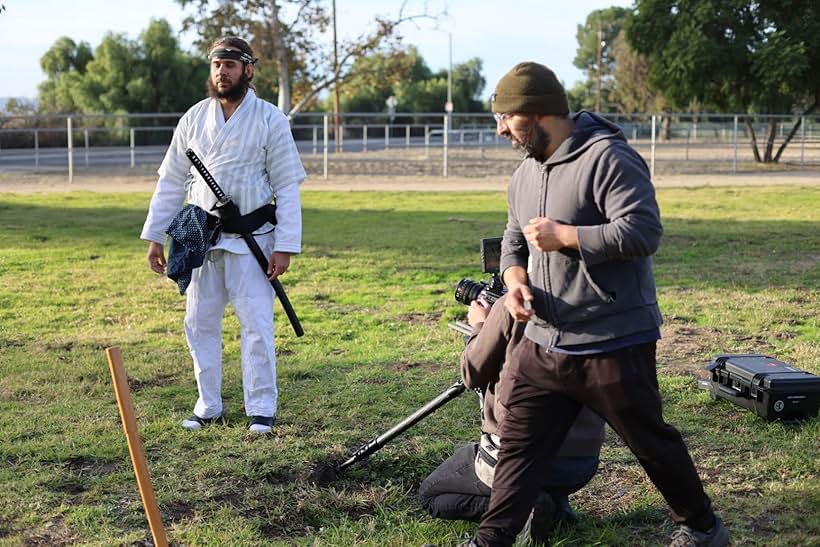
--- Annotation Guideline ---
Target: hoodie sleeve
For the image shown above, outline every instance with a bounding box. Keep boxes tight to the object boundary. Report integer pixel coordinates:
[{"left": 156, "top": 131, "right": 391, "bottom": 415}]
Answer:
[
  {"left": 576, "top": 142, "right": 663, "bottom": 265},
  {"left": 500, "top": 174, "right": 530, "bottom": 276},
  {"left": 460, "top": 294, "right": 513, "bottom": 390}
]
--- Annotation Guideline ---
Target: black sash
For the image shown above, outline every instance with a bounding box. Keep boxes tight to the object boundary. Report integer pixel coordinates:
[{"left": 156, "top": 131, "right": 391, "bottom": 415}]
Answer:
[{"left": 206, "top": 203, "right": 276, "bottom": 243}]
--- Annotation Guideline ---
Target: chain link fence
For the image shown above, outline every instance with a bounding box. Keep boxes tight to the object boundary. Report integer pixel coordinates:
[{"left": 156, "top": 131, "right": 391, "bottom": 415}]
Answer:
[{"left": 1, "top": 111, "right": 818, "bottom": 181}]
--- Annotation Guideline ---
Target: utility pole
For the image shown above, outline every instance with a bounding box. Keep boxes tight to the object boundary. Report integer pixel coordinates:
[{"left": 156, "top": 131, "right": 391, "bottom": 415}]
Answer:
[
  {"left": 446, "top": 32, "right": 453, "bottom": 113},
  {"left": 595, "top": 19, "right": 603, "bottom": 113},
  {"left": 332, "top": 0, "right": 341, "bottom": 152}
]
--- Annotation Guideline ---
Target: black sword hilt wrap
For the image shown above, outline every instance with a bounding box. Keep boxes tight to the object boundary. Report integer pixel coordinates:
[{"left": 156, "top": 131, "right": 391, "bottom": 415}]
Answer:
[{"left": 185, "top": 148, "right": 229, "bottom": 204}]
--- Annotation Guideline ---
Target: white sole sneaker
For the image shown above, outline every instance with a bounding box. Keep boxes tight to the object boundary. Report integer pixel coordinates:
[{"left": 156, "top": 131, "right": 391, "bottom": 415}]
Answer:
[
  {"left": 181, "top": 414, "right": 223, "bottom": 430},
  {"left": 248, "top": 416, "right": 275, "bottom": 434}
]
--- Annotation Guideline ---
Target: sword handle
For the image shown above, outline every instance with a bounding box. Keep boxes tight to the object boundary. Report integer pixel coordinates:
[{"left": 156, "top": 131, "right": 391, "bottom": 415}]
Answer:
[{"left": 185, "top": 148, "right": 228, "bottom": 203}]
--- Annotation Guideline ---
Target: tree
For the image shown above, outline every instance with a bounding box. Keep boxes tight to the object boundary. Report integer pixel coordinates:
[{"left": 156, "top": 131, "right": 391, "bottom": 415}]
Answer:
[
  {"left": 566, "top": 79, "right": 594, "bottom": 113},
  {"left": 1, "top": 98, "right": 37, "bottom": 115},
  {"left": 176, "top": 0, "right": 439, "bottom": 115},
  {"left": 571, "top": 7, "right": 629, "bottom": 112},
  {"left": 137, "top": 19, "right": 210, "bottom": 112},
  {"left": 333, "top": 47, "right": 426, "bottom": 113},
  {"left": 329, "top": 47, "right": 486, "bottom": 116},
  {"left": 609, "top": 31, "right": 667, "bottom": 114},
  {"left": 626, "top": 0, "right": 820, "bottom": 163},
  {"left": 38, "top": 37, "right": 94, "bottom": 112},
  {"left": 450, "top": 58, "right": 486, "bottom": 112},
  {"left": 37, "top": 20, "right": 208, "bottom": 114}
]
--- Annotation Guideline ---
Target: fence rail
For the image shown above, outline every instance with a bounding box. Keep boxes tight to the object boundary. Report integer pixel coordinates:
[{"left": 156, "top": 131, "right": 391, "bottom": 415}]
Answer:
[{"left": 1, "top": 112, "right": 819, "bottom": 182}]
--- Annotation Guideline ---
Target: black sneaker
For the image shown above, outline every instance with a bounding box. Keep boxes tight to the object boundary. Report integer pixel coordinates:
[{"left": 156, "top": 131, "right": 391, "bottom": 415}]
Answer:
[
  {"left": 181, "top": 413, "right": 223, "bottom": 431},
  {"left": 248, "top": 415, "right": 275, "bottom": 434},
  {"left": 669, "top": 515, "right": 729, "bottom": 547},
  {"left": 515, "top": 491, "right": 556, "bottom": 546},
  {"left": 554, "top": 495, "right": 578, "bottom": 526}
]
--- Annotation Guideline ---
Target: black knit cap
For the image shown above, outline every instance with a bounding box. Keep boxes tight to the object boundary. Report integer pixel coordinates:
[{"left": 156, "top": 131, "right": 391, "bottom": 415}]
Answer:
[{"left": 491, "top": 62, "right": 569, "bottom": 115}]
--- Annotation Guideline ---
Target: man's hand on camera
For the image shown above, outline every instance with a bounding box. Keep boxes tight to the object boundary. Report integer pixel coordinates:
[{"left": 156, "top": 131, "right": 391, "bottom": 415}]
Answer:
[
  {"left": 524, "top": 216, "right": 579, "bottom": 252},
  {"left": 467, "top": 299, "right": 491, "bottom": 327},
  {"left": 505, "top": 284, "right": 535, "bottom": 322}
]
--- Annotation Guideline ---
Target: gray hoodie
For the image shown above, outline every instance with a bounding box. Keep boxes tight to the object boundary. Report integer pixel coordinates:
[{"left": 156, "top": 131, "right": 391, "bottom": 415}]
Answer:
[{"left": 500, "top": 111, "right": 663, "bottom": 348}]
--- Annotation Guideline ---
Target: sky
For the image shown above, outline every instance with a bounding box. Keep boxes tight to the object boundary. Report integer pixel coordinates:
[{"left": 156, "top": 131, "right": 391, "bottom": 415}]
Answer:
[{"left": 1, "top": 0, "right": 633, "bottom": 102}]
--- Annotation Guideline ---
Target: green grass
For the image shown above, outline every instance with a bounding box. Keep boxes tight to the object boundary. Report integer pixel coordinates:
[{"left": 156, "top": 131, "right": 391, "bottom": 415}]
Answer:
[{"left": 0, "top": 186, "right": 818, "bottom": 546}]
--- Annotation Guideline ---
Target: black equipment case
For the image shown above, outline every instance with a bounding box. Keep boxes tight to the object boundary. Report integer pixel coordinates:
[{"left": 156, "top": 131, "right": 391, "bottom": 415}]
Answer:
[{"left": 706, "top": 354, "right": 820, "bottom": 421}]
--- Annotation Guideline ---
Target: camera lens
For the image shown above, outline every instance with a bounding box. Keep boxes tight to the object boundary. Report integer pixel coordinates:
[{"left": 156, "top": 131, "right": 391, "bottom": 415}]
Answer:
[{"left": 454, "top": 279, "right": 486, "bottom": 305}]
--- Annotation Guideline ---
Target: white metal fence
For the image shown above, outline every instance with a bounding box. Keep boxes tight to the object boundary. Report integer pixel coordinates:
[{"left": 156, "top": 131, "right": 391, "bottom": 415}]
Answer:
[{"left": 1, "top": 112, "right": 819, "bottom": 181}]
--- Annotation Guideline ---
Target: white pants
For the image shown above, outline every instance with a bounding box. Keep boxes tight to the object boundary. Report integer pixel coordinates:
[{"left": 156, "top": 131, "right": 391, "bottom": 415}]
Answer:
[{"left": 184, "top": 246, "right": 277, "bottom": 419}]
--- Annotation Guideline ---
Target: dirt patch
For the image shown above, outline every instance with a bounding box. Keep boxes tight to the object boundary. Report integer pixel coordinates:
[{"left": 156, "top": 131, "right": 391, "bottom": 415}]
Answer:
[
  {"left": 397, "top": 311, "right": 443, "bottom": 326},
  {"left": 44, "top": 341, "right": 74, "bottom": 352},
  {"left": 305, "top": 460, "right": 342, "bottom": 485},
  {"left": 128, "top": 373, "right": 178, "bottom": 392},
  {"left": 388, "top": 361, "right": 448, "bottom": 373},
  {"left": 574, "top": 461, "right": 654, "bottom": 518},
  {"left": 22, "top": 516, "right": 80, "bottom": 546},
  {"left": 657, "top": 317, "right": 787, "bottom": 379},
  {"left": 657, "top": 321, "right": 727, "bottom": 379},
  {"left": 64, "top": 456, "right": 119, "bottom": 477},
  {"left": 0, "top": 337, "right": 26, "bottom": 348},
  {"left": 164, "top": 500, "right": 195, "bottom": 523}
]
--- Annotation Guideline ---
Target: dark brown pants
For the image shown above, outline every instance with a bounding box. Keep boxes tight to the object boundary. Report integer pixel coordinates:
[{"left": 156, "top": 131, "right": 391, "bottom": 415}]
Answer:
[{"left": 474, "top": 339, "right": 715, "bottom": 546}]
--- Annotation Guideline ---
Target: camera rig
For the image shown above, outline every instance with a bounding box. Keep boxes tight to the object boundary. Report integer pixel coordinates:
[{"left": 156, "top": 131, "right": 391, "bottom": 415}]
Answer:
[{"left": 334, "top": 237, "right": 504, "bottom": 473}]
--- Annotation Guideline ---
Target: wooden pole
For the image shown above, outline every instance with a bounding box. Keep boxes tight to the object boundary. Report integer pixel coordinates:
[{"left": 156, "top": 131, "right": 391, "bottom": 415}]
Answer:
[{"left": 105, "top": 347, "right": 169, "bottom": 547}]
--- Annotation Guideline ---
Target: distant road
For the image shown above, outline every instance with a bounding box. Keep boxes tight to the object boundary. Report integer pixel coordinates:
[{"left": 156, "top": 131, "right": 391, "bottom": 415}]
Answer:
[{"left": 0, "top": 135, "right": 470, "bottom": 171}]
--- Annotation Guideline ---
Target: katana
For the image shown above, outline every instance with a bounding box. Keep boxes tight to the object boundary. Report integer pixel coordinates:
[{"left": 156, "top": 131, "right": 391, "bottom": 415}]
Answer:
[{"left": 185, "top": 148, "right": 304, "bottom": 337}]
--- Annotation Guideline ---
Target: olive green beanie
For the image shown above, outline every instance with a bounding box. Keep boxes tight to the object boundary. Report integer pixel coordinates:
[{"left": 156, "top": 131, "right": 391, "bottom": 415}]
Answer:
[{"left": 491, "top": 62, "right": 569, "bottom": 115}]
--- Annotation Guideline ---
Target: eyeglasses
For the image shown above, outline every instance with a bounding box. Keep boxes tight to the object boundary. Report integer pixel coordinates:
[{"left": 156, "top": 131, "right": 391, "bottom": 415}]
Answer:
[{"left": 493, "top": 112, "right": 514, "bottom": 124}]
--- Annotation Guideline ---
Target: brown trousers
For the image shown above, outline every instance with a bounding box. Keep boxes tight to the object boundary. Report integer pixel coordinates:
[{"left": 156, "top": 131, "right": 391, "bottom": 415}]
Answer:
[{"left": 475, "top": 339, "right": 715, "bottom": 546}]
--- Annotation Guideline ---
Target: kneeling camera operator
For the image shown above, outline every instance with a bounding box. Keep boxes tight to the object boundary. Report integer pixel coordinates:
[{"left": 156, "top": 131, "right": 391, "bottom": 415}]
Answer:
[{"left": 419, "top": 238, "right": 605, "bottom": 543}]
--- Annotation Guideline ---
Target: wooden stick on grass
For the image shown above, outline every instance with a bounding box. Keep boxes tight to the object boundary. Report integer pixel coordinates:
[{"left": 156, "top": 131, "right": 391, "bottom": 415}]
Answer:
[{"left": 105, "top": 346, "right": 169, "bottom": 547}]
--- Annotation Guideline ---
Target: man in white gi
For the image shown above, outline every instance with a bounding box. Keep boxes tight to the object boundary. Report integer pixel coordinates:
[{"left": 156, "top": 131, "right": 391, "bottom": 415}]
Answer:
[{"left": 140, "top": 36, "right": 305, "bottom": 434}]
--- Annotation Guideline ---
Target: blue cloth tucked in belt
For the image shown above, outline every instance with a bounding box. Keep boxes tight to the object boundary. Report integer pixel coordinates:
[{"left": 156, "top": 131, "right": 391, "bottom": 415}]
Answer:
[{"left": 166, "top": 204, "right": 210, "bottom": 295}]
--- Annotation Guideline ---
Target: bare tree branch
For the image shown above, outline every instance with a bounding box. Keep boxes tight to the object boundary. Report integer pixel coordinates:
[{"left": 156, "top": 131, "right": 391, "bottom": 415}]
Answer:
[
  {"left": 287, "top": 10, "right": 439, "bottom": 115},
  {"left": 176, "top": 0, "right": 442, "bottom": 115},
  {"left": 773, "top": 97, "right": 819, "bottom": 163}
]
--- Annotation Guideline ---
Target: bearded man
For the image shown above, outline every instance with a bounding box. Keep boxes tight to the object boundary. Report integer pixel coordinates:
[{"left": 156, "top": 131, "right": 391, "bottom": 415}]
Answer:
[
  {"left": 140, "top": 36, "right": 305, "bottom": 435},
  {"left": 457, "top": 62, "right": 729, "bottom": 547}
]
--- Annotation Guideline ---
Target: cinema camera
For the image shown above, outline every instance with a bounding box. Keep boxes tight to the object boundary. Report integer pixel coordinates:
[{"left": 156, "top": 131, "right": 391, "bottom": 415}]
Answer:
[
  {"left": 454, "top": 237, "right": 505, "bottom": 306},
  {"left": 449, "top": 237, "right": 506, "bottom": 337}
]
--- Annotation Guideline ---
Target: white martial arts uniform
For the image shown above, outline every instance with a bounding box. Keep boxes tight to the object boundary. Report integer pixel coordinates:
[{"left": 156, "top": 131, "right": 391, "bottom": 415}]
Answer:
[{"left": 141, "top": 89, "right": 305, "bottom": 419}]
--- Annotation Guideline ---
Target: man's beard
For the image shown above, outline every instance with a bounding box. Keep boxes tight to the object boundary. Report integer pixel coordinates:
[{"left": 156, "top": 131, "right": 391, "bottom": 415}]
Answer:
[
  {"left": 512, "top": 120, "right": 550, "bottom": 163},
  {"left": 208, "top": 72, "right": 250, "bottom": 102}
]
